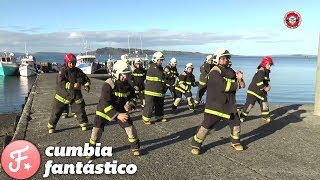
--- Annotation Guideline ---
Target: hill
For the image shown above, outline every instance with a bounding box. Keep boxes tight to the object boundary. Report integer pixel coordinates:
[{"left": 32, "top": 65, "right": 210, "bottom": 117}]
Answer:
[{"left": 95, "top": 47, "right": 206, "bottom": 56}]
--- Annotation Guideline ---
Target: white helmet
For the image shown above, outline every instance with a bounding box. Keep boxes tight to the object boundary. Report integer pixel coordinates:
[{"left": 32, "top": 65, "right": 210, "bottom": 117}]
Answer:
[
  {"left": 112, "top": 60, "right": 131, "bottom": 80},
  {"left": 213, "top": 48, "right": 231, "bottom": 65},
  {"left": 206, "top": 55, "right": 213, "bottom": 62},
  {"left": 170, "top": 57, "right": 177, "bottom": 65},
  {"left": 152, "top": 51, "right": 164, "bottom": 62},
  {"left": 134, "top": 58, "right": 143, "bottom": 64},
  {"left": 185, "top": 63, "right": 193, "bottom": 71},
  {"left": 121, "top": 54, "right": 128, "bottom": 61}
]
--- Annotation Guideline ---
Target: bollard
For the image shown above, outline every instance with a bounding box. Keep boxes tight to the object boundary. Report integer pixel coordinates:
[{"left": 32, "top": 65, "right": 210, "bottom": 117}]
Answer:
[{"left": 314, "top": 34, "right": 320, "bottom": 115}]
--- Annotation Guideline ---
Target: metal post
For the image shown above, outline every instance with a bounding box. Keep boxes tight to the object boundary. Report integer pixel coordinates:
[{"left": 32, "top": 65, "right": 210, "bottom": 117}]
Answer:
[{"left": 314, "top": 34, "right": 320, "bottom": 115}]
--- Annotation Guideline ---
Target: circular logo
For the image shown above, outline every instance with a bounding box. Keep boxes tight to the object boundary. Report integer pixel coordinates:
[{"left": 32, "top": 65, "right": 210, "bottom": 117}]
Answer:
[
  {"left": 284, "top": 11, "right": 302, "bottom": 29},
  {"left": 1, "top": 140, "right": 41, "bottom": 179}
]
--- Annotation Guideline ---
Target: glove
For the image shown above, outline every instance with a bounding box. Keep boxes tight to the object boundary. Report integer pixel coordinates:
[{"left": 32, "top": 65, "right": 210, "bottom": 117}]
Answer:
[
  {"left": 84, "top": 86, "right": 90, "bottom": 93},
  {"left": 194, "top": 81, "right": 199, "bottom": 87}
]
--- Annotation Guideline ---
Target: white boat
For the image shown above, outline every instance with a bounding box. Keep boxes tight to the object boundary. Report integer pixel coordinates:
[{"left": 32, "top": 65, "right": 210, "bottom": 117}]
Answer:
[
  {"left": 19, "top": 54, "right": 37, "bottom": 77},
  {"left": 0, "top": 52, "right": 18, "bottom": 76},
  {"left": 76, "top": 44, "right": 99, "bottom": 74}
]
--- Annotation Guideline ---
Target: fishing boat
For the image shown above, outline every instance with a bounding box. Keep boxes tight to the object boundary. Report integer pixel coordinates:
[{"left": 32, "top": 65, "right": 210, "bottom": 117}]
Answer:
[
  {"left": 19, "top": 53, "right": 37, "bottom": 77},
  {"left": 0, "top": 52, "right": 18, "bottom": 76},
  {"left": 76, "top": 44, "right": 99, "bottom": 74}
]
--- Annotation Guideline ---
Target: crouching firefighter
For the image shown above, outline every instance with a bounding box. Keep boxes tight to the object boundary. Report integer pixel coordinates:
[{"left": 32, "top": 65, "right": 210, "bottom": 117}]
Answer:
[
  {"left": 87, "top": 60, "right": 140, "bottom": 158},
  {"left": 194, "top": 55, "right": 214, "bottom": 107},
  {"left": 172, "top": 63, "right": 198, "bottom": 111},
  {"left": 48, "top": 53, "right": 90, "bottom": 134},
  {"left": 191, "top": 48, "right": 245, "bottom": 155},
  {"left": 240, "top": 56, "right": 274, "bottom": 123},
  {"left": 142, "top": 51, "right": 167, "bottom": 125},
  {"left": 131, "top": 58, "right": 147, "bottom": 110}
]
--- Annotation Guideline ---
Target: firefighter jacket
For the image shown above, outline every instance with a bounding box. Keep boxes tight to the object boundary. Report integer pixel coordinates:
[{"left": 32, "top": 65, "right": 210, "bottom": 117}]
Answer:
[
  {"left": 247, "top": 67, "right": 270, "bottom": 101},
  {"left": 54, "top": 67, "right": 91, "bottom": 104},
  {"left": 199, "top": 62, "right": 214, "bottom": 86},
  {"left": 175, "top": 71, "right": 196, "bottom": 94},
  {"left": 131, "top": 67, "right": 146, "bottom": 91},
  {"left": 164, "top": 64, "right": 179, "bottom": 87},
  {"left": 204, "top": 65, "right": 239, "bottom": 119},
  {"left": 96, "top": 78, "right": 137, "bottom": 121},
  {"left": 145, "top": 62, "right": 166, "bottom": 97}
]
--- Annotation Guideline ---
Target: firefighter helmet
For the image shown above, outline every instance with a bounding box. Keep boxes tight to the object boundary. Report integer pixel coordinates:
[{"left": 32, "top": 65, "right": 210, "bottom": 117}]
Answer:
[
  {"left": 206, "top": 55, "right": 213, "bottom": 62},
  {"left": 170, "top": 57, "right": 177, "bottom": 65},
  {"left": 185, "top": 63, "right": 194, "bottom": 71},
  {"left": 134, "top": 58, "right": 143, "bottom": 64},
  {"left": 213, "top": 48, "right": 231, "bottom": 65},
  {"left": 64, "top": 53, "right": 77, "bottom": 66},
  {"left": 121, "top": 54, "right": 128, "bottom": 61},
  {"left": 260, "top": 56, "right": 274, "bottom": 68},
  {"left": 112, "top": 60, "right": 132, "bottom": 80},
  {"left": 152, "top": 51, "right": 164, "bottom": 62}
]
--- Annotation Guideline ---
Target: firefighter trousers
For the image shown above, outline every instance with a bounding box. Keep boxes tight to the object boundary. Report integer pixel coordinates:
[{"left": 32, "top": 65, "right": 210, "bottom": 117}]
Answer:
[
  {"left": 142, "top": 95, "right": 164, "bottom": 121},
  {"left": 165, "top": 85, "right": 176, "bottom": 99},
  {"left": 173, "top": 90, "right": 194, "bottom": 109},
  {"left": 90, "top": 115, "right": 140, "bottom": 150},
  {"left": 135, "top": 90, "right": 145, "bottom": 108},
  {"left": 194, "top": 84, "right": 207, "bottom": 103},
  {"left": 240, "top": 93, "right": 270, "bottom": 120},
  {"left": 191, "top": 112, "right": 241, "bottom": 149},
  {"left": 49, "top": 99, "right": 88, "bottom": 126}
]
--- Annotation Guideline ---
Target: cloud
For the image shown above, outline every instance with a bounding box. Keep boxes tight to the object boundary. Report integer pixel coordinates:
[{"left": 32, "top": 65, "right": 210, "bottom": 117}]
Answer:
[{"left": 0, "top": 28, "right": 308, "bottom": 54}]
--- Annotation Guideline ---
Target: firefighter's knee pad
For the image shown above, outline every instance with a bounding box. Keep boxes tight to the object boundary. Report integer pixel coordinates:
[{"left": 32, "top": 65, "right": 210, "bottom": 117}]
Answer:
[
  {"left": 262, "top": 102, "right": 269, "bottom": 111},
  {"left": 232, "top": 125, "right": 241, "bottom": 137},
  {"left": 245, "top": 104, "right": 254, "bottom": 113},
  {"left": 173, "top": 98, "right": 181, "bottom": 106},
  {"left": 187, "top": 97, "right": 193, "bottom": 106},
  {"left": 196, "top": 126, "right": 209, "bottom": 140},
  {"left": 90, "top": 127, "right": 103, "bottom": 144}
]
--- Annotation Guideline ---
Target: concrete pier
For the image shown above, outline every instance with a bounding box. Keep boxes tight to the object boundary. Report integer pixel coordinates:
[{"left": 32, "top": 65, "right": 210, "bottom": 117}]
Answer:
[{"left": 1, "top": 73, "right": 320, "bottom": 179}]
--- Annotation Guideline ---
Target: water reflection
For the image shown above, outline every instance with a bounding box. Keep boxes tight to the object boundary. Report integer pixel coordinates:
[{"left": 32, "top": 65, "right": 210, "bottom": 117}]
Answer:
[{"left": 0, "top": 76, "right": 36, "bottom": 114}]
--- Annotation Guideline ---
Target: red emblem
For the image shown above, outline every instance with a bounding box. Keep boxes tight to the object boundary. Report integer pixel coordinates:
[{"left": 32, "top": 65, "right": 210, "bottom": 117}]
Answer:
[
  {"left": 1, "top": 140, "right": 41, "bottom": 179},
  {"left": 284, "top": 11, "right": 302, "bottom": 29}
]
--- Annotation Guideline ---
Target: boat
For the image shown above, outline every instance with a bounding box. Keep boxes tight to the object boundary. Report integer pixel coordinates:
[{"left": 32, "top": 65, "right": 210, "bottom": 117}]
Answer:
[
  {"left": 0, "top": 52, "right": 18, "bottom": 76},
  {"left": 19, "top": 53, "right": 38, "bottom": 77},
  {"left": 76, "top": 44, "right": 99, "bottom": 74}
]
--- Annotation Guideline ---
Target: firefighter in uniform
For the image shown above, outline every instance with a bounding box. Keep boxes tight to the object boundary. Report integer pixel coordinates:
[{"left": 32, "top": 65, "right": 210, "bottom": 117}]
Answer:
[
  {"left": 131, "top": 58, "right": 147, "bottom": 109},
  {"left": 194, "top": 55, "right": 215, "bottom": 106},
  {"left": 48, "top": 53, "right": 91, "bottom": 134},
  {"left": 142, "top": 51, "right": 167, "bottom": 125},
  {"left": 88, "top": 60, "right": 140, "bottom": 157},
  {"left": 164, "top": 57, "right": 179, "bottom": 99},
  {"left": 172, "top": 63, "right": 198, "bottom": 111},
  {"left": 240, "top": 56, "right": 273, "bottom": 123},
  {"left": 191, "top": 48, "right": 245, "bottom": 155}
]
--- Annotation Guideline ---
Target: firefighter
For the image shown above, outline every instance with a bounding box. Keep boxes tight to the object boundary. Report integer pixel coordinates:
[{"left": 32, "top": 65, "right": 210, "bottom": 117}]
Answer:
[
  {"left": 172, "top": 63, "right": 198, "bottom": 111},
  {"left": 194, "top": 55, "right": 215, "bottom": 107},
  {"left": 164, "top": 57, "right": 179, "bottom": 99},
  {"left": 142, "top": 51, "right": 167, "bottom": 125},
  {"left": 240, "top": 56, "right": 274, "bottom": 123},
  {"left": 48, "top": 53, "right": 91, "bottom": 134},
  {"left": 87, "top": 60, "right": 140, "bottom": 158},
  {"left": 131, "top": 58, "right": 147, "bottom": 109},
  {"left": 191, "top": 48, "right": 245, "bottom": 155}
]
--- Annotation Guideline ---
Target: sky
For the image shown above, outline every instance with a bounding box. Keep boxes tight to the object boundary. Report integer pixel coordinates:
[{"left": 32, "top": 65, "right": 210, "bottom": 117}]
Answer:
[{"left": 0, "top": 0, "right": 319, "bottom": 55}]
